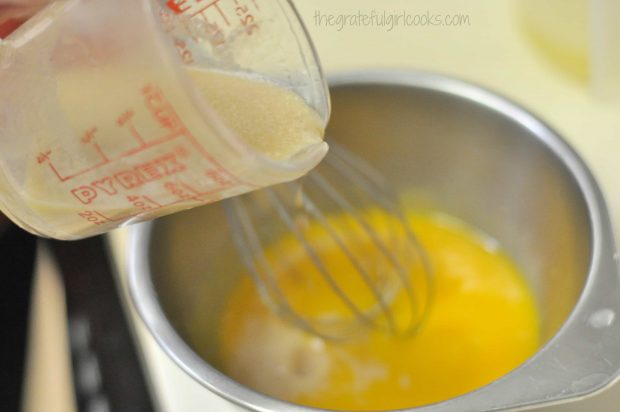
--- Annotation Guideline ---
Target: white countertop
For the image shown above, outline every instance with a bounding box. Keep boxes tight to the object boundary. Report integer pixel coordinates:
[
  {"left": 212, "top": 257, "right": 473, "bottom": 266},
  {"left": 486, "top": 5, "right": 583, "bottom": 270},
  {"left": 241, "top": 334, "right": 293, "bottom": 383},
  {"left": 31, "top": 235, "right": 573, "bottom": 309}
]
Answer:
[{"left": 27, "top": 0, "right": 620, "bottom": 411}]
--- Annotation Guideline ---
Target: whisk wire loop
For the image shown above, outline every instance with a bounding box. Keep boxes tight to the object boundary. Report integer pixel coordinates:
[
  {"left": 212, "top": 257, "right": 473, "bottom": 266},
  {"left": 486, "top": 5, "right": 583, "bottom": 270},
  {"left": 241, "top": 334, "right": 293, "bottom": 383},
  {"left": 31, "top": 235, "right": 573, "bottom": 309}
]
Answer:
[{"left": 225, "top": 143, "right": 433, "bottom": 340}]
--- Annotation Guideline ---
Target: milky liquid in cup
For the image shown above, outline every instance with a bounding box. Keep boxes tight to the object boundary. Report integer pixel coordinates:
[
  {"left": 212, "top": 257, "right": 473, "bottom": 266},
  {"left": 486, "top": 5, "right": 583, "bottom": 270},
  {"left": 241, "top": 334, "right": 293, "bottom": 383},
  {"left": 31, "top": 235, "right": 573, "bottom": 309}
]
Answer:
[{"left": 19, "top": 66, "right": 324, "bottom": 238}]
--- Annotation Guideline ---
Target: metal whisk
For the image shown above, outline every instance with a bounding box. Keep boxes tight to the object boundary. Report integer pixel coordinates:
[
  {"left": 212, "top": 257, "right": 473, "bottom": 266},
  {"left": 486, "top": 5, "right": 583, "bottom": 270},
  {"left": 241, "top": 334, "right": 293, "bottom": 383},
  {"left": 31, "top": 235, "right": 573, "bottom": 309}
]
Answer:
[{"left": 225, "top": 144, "right": 432, "bottom": 340}]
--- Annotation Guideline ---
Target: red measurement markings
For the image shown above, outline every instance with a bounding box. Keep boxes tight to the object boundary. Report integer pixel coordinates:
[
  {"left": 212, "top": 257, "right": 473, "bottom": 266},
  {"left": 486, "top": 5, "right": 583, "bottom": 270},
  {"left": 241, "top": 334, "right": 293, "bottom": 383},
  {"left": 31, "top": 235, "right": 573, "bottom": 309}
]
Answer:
[
  {"left": 173, "top": 38, "right": 195, "bottom": 64},
  {"left": 92, "top": 210, "right": 133, "bottom": 223},
  {"left": 165, "top": 181, "right": 200, "bottom": 201},
  {"left": 78, "top": 211, "right": 110, "bottom": 225},
  {"left": 205, "top": 168, "right": 235, "bottom": 187},
  {"left": 81, "top": 127, "right": 110, "bottom": 163},
  {"left": 232, "top": 0, "right": 258, "bottom": 34},
  {"left": 47, "top": 155, "right": 108, "bottom": 183},
  {"left": 70, "top": 151, "right": 188, "bottom": 205},
  {"left": 44, "top": 128, "right": 185, "bottom": 184},
  {"left": 117, "top": 109, "right": 146, "bottom": 147},
  {"left": 43, "top": 83, "right": 190, "bottom": 183},
  {"left": 93, "top": 144, "right": 108, "bottom": 163},
  {"left": 118, "top": 130, "right": 185, "bottom": 159},
  {"left": 166, "top": 0, "right": 190, "bottom": 14},
  {"left": 103, "top": 210, "right": 144, "bottom": 222},
  {"left": 80, "top": 127, "right": 97, "bottom": 144},
  {"left": 166, "top": 0, "right": 229, "bottom": 22},
  {"left": 130, "top": 127, "right": 145, "bottom": 146},
  {"left": 143, "top": 195, "right": 162, "bottom": 207},
  {"left": 164, "top": 0, "right": 226, "bottom": 44},
  {"left": 142, "top": 84, "right": 186, "bottom": 134},
  {"left": 127, "top": 195, "right": 162, "bottom": 212},
  {"left": 79, "top": 196, "right": 188, "bottom": 228},
  {"left": 189, "top": 0, "right": 230, "bottom": 26},
  {"left": 43, "top": 126, "right": 111, "bottom": 182},
  {"left": 165, "top": 174, "right": 241, "bottom": 203},
  {"left": 76, "top": 178, "right": 244, "bottom": 228},
  {"left": 159, "top": 7, "right": 175, "bottom": 32},
  {"left": 117, "top": 110, "right": 134, "bottom": 126},
  {"left": 45, "top": 82, "right": 250, "bottom": 214},
  {"left": 137, "top": 152, "right": 187, "bottom": 181},
  {"left": 206, "top": 23, "right": 226, "bottom": 46},
  {"left": 37, "top": 151, "right": 51, "bottom": 164}
]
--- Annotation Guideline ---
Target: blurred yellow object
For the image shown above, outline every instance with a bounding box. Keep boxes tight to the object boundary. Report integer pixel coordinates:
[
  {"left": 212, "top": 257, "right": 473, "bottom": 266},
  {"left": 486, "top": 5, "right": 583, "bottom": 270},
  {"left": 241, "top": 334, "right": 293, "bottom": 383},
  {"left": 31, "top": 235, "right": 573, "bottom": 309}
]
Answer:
[
  {"left": 218, "top": 210, "right": 540, "bottom": 410},
  {"left": 519, "top": 0, "right": 620, "bottom": 98},
  {"left": 519, "top": 0, "right": 589, "bottom": 82}
]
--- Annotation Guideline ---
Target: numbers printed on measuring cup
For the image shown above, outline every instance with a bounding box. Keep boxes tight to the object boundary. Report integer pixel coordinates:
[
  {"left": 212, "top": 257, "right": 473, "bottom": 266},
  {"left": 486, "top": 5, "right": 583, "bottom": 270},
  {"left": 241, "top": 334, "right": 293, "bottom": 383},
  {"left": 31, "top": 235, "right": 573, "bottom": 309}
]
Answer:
[
  {"left": 173, "top": 39, "right": 195, "bottom": 64},
  {"left": 35, "top": 81, "right": 253, "bottom": 231},
  {"left": 127, "top": 195, "right": 160, "bottom": 211},
  {"left": 164, "top": 181, "right": 198, "bottom": 201},
  {"left": 234, "top": 1, "right": 259, "bottom": 35},
  {"left": 78, "top": 211, "right": 109, "bottom": 226},
  {"left": 165, "top": 0, "right": 260, "bottom": 36}
]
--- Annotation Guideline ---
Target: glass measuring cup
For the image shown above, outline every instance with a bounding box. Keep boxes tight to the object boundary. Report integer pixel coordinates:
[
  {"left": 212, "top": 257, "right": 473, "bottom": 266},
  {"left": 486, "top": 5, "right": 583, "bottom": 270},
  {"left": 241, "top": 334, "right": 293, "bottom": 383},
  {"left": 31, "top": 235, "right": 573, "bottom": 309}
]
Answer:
[{"left": 0, "top": 0, "right": 329, "bottom": 240}]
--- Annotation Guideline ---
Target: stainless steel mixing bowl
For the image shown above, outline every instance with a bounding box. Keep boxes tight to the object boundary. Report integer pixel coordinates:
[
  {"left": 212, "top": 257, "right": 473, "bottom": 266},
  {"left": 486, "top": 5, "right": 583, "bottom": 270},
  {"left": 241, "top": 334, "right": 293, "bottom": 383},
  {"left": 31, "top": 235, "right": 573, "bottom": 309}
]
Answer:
[{"left": 127, "top": 70, "right": 620, "bottom": 412}]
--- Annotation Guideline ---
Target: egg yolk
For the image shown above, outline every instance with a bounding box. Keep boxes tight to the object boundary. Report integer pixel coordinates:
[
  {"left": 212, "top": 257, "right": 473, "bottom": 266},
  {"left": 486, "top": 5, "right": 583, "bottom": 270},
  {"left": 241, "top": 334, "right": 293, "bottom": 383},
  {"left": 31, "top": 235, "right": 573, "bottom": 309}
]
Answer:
[{"left": 218, "top": 211, "right": 540, "bottom": 411}]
